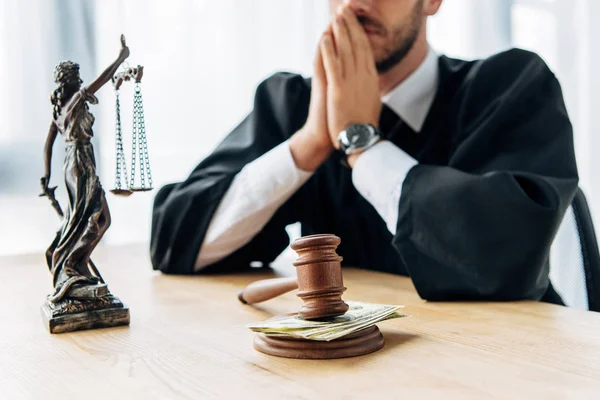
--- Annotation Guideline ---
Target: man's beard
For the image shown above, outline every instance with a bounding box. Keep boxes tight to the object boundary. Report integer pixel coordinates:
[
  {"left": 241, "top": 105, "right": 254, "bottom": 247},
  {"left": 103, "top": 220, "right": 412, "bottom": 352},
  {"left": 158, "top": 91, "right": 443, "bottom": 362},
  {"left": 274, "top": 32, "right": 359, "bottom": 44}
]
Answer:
[{"left": 358, "top": 1, "right": 423, "bottom": 73}]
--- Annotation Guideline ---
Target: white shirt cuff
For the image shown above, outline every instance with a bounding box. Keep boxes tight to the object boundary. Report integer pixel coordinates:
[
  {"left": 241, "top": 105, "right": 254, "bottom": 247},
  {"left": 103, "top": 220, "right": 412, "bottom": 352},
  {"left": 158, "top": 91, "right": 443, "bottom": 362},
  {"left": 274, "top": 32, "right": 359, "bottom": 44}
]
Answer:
[
  {"left": 244, "top": 140, "right": 314, "bottom": 201},
  {"left": 351, "top": 141, "right": 418, "bottom": 235},
  {"left": 196, "top": 140, "right": 312, "bottom": 270}
]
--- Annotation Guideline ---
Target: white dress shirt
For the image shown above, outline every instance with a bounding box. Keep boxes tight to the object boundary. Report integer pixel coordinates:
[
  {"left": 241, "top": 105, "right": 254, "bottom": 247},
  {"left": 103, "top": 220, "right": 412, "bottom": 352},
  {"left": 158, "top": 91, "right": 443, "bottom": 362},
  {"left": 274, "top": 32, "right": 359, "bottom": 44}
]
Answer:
[{"left": 195, "top": 49, "right": 440, "bottom": 270}]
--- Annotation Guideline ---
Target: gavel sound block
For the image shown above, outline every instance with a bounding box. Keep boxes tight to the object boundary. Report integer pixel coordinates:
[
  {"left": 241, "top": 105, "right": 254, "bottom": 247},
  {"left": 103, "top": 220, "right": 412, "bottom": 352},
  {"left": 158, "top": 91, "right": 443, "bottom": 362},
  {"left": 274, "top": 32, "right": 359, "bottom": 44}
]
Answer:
[{"left": 239, "top": 234, "right": 384, "bottom": 359}]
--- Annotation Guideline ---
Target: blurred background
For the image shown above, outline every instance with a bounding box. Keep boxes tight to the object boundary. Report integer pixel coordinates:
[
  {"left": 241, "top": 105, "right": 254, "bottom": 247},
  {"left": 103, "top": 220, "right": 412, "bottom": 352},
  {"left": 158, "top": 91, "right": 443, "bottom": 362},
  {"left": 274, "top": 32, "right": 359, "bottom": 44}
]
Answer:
[{"left": 1, "top": 0, "right": 599, "bottom": 256}]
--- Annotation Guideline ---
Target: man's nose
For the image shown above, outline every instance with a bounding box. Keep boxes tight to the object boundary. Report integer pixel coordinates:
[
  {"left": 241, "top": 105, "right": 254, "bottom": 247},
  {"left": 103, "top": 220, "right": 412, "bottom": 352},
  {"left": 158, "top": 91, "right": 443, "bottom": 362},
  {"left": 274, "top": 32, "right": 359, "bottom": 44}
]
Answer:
[{"left": 342, "top": 0, "right": 374, "bottom": 13}]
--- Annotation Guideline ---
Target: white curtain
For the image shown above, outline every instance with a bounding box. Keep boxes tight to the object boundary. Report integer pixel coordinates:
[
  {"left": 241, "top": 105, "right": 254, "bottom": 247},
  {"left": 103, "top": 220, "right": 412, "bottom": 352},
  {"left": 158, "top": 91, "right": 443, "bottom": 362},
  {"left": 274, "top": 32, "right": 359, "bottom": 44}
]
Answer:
[
  {"left": 0, "top": 0, "right": 328, "bottom": 255},
  {"left": 92, "top": 0, "right": 329, "bottom": 246},
  {"left": 429, "top": 0, "right": 512, "bottom": 59},
  {"left": 0, "top": 0, "right": 95, "bottom": 255}
]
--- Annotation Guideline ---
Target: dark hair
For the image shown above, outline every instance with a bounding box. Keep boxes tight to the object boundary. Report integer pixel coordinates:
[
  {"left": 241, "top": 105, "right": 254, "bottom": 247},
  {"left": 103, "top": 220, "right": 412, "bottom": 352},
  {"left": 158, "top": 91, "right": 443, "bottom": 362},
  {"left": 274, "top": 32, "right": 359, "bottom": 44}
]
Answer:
[{"left": 50, "top": 61, "right": 83, "bottom": 120}]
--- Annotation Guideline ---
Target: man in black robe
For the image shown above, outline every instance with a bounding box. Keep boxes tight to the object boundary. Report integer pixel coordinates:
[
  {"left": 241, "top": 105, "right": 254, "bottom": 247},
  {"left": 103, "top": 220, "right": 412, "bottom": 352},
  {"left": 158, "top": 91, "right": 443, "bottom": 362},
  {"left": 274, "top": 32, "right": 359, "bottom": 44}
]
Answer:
[{"left": 150, "top": 0, "right": 578, "bottom": 304}]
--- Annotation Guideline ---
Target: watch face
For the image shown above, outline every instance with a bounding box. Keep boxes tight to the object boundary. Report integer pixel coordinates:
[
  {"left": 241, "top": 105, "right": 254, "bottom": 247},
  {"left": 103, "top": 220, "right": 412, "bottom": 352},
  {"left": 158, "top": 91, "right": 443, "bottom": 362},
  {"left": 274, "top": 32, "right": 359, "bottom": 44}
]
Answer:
[
  {"left": 338, "top": 124, "right": 379, "bottom": 154},
  {"left": 346, "top": 124, "right": 376, "bottom": 148}
]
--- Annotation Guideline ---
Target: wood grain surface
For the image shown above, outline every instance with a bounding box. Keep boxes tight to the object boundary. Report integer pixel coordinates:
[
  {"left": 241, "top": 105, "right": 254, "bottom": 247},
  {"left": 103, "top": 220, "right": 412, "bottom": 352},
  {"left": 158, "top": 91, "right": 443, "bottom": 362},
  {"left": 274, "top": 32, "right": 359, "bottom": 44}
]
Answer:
[{"left": 1, "top": 244, "right": 599, "bottom": 399}]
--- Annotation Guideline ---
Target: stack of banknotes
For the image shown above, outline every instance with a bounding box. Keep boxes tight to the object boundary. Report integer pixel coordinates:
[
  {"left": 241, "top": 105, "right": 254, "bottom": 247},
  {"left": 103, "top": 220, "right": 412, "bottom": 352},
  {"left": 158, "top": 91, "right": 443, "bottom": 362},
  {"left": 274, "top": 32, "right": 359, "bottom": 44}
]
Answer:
[{"left": 247, "top": 301, "right": 407, "bottom": 342}]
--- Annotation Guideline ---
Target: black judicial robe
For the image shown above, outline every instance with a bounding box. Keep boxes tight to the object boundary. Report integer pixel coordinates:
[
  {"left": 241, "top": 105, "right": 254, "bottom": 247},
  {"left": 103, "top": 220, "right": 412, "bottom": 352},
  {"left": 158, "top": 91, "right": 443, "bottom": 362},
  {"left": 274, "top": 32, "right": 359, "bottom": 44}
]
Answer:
[{"left": 150, "top": 49, "right": 579, "bottom": 303}]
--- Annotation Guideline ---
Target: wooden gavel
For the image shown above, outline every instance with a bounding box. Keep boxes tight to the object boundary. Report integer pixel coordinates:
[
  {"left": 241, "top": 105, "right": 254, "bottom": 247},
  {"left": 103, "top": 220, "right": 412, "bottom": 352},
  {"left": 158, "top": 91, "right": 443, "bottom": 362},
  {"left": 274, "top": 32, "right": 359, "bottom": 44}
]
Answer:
[
  {"left": 238, "top": 234, "right": 349, "bottom": 320},
  {"left": 238, "top": 276, "right": 299, "bottom": 304}
]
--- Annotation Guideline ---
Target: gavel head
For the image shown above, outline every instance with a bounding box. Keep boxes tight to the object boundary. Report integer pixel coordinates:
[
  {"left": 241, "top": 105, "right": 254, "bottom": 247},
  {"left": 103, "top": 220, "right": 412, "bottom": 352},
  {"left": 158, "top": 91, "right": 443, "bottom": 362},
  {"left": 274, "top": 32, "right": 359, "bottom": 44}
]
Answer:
[{"left": 291, "top": 234, "right": 349, "bottom": 320}]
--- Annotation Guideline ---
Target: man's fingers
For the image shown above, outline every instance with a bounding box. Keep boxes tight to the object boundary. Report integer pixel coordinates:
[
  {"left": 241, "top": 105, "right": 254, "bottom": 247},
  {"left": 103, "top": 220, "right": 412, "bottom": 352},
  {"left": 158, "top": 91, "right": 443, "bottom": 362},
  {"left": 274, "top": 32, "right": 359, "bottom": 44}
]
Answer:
[
  {"left": 342, "top": 8, "right": 372, "bottom": 53},
  {"left": 320, "top": 33, "right": 341, "bottom": 85},
  {"left": 332, "top": 15, "right": 353, "bottom": 76},
  {"left": 313, "top": 41, "right": 327, "bottom": 87},
  {"left": 314, "top": 42, "right": 324, "bottom": 76},
  {"left": 342, "top": 7, "right": 376, "bottom": 74}
]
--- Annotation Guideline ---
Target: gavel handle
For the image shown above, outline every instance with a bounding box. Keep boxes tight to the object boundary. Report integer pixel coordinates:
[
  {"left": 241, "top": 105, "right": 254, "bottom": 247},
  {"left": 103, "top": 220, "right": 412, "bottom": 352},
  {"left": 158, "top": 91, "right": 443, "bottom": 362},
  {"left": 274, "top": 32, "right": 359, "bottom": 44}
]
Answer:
[{"left": 238, "top": 277, "right": 299, "bottom": 305}]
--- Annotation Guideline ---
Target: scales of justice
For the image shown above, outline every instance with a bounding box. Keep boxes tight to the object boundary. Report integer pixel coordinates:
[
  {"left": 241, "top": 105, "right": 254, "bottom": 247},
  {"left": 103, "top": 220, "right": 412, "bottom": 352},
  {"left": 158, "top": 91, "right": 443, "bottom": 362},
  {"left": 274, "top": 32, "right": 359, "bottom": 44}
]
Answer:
[{"left": 39, "top": 35, "right": 151, "bottom": 333}]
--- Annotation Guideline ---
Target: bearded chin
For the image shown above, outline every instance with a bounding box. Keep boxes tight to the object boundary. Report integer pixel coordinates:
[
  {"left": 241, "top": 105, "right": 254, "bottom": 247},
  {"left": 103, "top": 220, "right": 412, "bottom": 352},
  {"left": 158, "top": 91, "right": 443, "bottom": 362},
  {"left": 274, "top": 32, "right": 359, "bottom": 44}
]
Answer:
[
  {"left": 375, "top": 0, "right": 423, "bottom": 73},
  {"left": 375, "top": 34, "right": 418, "bottom": 73}
]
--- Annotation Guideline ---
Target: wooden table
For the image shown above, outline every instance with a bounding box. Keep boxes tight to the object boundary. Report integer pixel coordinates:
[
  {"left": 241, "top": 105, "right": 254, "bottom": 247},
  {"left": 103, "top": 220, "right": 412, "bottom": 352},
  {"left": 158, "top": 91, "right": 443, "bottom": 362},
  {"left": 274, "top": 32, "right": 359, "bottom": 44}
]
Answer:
[{"left": 2, "top": 244, "right": 600, "bottom": 399}]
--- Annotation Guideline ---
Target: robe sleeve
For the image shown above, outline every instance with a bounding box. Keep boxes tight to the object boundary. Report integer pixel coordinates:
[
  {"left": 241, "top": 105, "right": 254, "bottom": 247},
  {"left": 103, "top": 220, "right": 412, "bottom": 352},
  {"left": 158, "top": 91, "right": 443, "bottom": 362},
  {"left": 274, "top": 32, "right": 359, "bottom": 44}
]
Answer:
[
  {"left": 150, "top": 73, "right": 310, "bottom": 274},
  {"left": 394, "top": 49, "right": 579, "bottom": 301}
]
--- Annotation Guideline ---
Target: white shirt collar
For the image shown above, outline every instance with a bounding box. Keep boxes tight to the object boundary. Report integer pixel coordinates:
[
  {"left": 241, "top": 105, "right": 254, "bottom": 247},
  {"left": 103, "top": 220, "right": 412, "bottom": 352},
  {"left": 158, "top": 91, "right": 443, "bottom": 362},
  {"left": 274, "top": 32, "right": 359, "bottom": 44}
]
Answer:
[{"left": 381, "top": 48, "right": 439, "bottom": 132}]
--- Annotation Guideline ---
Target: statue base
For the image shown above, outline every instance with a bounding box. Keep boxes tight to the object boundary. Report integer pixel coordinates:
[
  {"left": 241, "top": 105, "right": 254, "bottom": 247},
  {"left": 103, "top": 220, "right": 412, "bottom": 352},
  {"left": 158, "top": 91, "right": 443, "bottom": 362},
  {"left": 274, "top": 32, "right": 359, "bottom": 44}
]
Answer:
[
  {"left": 253, "top": 325, "right": 384, "bottom": 359},
  {"left": 41, "top": 294, "right": 130, "bottom": 334}
]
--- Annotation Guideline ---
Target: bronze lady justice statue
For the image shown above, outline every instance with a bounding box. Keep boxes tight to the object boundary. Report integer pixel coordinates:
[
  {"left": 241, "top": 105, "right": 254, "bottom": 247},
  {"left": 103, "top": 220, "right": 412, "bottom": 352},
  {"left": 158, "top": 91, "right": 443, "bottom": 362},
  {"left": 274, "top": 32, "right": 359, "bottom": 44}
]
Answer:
[{"left": 39, "top": 36, "right": 131, "bottom": 333}]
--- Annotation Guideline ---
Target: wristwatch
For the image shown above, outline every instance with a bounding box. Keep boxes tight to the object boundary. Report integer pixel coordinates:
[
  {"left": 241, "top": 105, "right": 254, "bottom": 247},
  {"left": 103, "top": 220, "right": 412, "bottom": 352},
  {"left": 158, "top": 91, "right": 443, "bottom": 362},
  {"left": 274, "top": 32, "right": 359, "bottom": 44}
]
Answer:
[{"left": 337, "top": 123, "right": 381, "bottom": 155}]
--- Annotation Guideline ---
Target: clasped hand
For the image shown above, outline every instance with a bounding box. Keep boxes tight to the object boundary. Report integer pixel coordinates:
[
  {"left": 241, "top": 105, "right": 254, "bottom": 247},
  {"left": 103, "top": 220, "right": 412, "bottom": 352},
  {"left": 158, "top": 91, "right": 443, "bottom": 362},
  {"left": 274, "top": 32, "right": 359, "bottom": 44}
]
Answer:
[
  {"left": 290, "top": 5, "right": 382, "bottom": 171},
  {"left": 321, "top": 6, "right": 382, "bottom": 145},
  {"left": 307, "top": 6, "right": 381, "bottom": 149}
]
